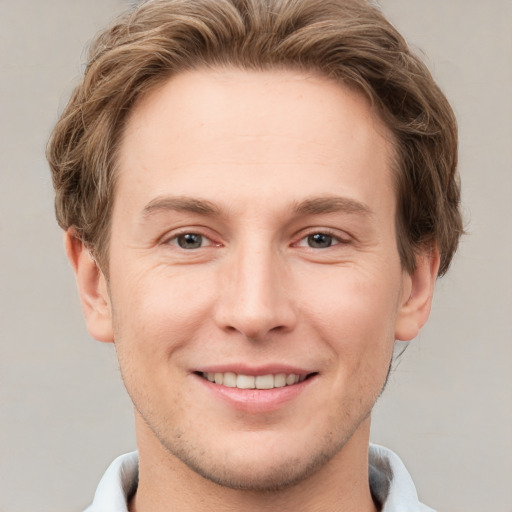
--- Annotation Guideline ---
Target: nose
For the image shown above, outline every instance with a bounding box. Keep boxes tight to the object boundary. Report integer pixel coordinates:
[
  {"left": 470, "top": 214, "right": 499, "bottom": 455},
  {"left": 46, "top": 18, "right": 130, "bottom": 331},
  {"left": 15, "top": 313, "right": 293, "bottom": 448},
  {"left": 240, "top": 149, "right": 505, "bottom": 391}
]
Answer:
[{"left": 214, "top": 241, "right": 297, "bottom": 341}]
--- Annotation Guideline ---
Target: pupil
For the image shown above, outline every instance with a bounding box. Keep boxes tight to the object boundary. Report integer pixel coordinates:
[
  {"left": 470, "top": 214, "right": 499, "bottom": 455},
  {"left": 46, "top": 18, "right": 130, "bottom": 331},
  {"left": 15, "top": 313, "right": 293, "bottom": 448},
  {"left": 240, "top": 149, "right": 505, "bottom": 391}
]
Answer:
[
  {"left": 178, "top": 233, "right": 202, "bottom": 249},
  {"left": 308, "top": 233, "right": 332, "bottom": 248}
]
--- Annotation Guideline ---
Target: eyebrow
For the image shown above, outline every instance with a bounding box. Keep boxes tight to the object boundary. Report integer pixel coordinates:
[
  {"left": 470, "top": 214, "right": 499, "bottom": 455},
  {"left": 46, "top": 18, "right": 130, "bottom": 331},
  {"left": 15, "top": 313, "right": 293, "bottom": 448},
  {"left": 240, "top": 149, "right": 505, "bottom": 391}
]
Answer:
[
  {"left": 292, "top": 196, "right": 372, "bottom": 217},
  {"left": 142, "top": 196, "right": 221, "bottom": 217},
  {"left": 141, "top": 194, "right": 372, "bottom": 219}
]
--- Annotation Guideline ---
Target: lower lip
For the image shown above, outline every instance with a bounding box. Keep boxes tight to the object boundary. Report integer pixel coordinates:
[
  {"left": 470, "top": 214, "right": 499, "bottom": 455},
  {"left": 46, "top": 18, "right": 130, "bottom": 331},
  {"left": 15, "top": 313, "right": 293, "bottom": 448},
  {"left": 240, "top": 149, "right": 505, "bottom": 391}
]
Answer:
[{"left": 194, "top": 374, "right": 316, "bottom": 414}]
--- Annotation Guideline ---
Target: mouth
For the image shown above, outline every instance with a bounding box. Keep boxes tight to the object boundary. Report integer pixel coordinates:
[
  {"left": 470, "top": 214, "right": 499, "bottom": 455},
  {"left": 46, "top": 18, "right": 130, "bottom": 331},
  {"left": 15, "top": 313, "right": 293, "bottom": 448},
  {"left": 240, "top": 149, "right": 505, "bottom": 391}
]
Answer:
[{"left": 196, "top": 371, "right": 317, "bottom": 390}]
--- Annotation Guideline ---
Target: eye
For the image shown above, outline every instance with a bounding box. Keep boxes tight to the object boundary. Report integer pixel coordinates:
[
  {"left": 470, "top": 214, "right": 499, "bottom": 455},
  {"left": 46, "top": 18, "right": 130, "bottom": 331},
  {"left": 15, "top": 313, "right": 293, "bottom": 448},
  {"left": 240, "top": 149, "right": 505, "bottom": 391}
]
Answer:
[
  {"left": 173, "top": 233, "right": 207, "bottom": 249},
  {"left": 294, "top": 230, "right": 350, "bottom": 250},
  {"left": 306, "top": 233, "right": 335, "bottom": 249}
]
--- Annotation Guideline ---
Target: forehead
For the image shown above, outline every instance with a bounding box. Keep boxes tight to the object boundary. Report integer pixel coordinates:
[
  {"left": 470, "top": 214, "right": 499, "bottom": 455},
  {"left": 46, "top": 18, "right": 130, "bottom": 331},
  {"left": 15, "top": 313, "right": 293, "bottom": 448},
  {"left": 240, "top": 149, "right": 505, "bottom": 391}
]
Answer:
[{"left": 116, "top": 67, "right": 395, "bottom": 218}]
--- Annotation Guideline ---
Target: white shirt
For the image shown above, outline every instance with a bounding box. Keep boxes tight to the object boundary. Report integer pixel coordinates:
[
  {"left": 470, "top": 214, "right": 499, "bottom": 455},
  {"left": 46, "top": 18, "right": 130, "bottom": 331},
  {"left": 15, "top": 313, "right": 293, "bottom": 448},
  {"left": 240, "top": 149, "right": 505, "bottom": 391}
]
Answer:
[{"left": 84, "top": 444, "right": 435, "bottom": 511}]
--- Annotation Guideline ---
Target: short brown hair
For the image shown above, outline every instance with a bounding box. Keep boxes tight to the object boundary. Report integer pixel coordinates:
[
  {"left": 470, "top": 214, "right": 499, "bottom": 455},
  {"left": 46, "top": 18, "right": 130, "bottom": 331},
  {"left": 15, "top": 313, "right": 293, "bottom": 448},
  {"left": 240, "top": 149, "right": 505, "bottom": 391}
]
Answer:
[{"left": 47, "top": 0, "right": 462, "bottom": 275}]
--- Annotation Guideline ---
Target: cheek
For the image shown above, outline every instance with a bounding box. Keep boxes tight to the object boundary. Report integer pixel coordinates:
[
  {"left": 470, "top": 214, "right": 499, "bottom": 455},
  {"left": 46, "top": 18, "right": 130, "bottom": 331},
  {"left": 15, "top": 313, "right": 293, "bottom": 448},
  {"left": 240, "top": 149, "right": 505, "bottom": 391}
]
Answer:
[
  {"left": 110, "top": 264, "right": 216, "bottom": 357},
  {"left": 301, "top": 264, "right": 401, "bottom": 362},
  {"left": 109, "top": 267, "right": 217, "bottom": 416}
]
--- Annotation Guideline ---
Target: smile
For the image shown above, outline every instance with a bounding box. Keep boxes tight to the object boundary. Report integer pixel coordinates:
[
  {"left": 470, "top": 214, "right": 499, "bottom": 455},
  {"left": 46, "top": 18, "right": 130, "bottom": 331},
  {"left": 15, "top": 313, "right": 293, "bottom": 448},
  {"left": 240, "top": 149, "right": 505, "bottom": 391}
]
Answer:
[{"left": 200, "top": 372, "right": 309, "bottom": 389}]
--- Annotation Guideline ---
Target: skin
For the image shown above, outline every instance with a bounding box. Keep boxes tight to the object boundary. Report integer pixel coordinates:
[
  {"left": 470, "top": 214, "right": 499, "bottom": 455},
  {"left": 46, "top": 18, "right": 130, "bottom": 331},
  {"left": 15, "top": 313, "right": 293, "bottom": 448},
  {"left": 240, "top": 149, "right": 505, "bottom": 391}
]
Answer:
[{"left": 67, "top": 68, "right": 439, "bottom": 512}]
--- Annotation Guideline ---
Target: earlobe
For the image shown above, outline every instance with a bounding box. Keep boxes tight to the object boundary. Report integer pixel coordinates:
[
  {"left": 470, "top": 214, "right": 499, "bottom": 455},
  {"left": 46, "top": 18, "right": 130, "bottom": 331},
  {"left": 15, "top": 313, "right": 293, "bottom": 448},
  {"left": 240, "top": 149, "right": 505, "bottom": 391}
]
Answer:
[
  {"left": 64, "top": 229, "right": 114, "bottom": 343},
  {"left": 395, "top": 245, "right": 440, "bottom": 342}
]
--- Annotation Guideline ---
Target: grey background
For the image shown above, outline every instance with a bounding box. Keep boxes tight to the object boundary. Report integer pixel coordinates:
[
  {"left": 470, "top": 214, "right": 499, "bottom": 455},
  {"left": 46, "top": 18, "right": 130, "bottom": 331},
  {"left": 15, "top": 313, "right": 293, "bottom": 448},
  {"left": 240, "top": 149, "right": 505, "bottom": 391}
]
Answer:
[{"left": 0, "top": 1, "right": 510, "bottom": 511}]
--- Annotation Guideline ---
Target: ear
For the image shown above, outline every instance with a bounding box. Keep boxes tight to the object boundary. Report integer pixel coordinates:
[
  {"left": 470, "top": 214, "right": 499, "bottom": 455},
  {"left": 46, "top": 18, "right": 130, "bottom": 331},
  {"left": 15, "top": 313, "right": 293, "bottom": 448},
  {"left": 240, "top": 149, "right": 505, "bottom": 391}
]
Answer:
[
  {"left": 395, "top": 245, "right": 440, "bottom": 341},
  {"left": 65, "top": 229, "right": 114, "bottom": 343}
]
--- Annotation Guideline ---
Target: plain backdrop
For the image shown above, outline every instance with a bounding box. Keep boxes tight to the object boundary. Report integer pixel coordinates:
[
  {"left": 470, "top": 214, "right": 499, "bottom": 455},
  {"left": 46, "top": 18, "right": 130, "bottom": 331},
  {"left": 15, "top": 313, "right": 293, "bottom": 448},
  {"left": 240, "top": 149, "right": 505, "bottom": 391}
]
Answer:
[{"left": 0, "top": 1, "right": 511, "bottom": 511}]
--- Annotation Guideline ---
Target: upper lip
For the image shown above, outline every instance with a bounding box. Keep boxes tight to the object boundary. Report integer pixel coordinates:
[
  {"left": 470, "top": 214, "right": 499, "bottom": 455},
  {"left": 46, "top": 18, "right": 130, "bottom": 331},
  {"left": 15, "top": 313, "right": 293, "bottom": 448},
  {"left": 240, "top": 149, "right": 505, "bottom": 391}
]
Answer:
[{"left": 193, "top": 364, "right": 315, "bottom": 377}]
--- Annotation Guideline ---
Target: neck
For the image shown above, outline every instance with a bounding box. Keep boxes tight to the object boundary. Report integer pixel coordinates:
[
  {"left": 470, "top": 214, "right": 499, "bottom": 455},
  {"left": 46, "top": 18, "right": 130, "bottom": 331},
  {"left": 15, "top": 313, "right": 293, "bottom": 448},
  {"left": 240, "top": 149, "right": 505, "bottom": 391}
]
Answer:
[{"left": 129, "top": 415, "right": 378, "bottom": 512}]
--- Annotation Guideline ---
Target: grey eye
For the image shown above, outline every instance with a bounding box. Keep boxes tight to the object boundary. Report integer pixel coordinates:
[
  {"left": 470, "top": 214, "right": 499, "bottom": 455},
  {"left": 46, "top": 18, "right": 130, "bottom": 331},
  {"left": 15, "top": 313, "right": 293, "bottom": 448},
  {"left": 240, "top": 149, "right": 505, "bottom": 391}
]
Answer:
[
  {"left": 177, "top": 233, "right": 203, "bottom": 249},
  {"left": 307, "top": 233, "right": 334, "bottom": 248}
]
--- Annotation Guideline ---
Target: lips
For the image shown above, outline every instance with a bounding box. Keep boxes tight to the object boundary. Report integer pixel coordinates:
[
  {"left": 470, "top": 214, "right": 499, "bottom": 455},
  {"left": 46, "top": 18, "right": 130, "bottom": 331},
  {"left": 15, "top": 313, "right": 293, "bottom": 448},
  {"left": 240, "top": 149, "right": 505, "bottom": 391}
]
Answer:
[{"left": 193, "top": 367, "right": 317, "bottom": 413}]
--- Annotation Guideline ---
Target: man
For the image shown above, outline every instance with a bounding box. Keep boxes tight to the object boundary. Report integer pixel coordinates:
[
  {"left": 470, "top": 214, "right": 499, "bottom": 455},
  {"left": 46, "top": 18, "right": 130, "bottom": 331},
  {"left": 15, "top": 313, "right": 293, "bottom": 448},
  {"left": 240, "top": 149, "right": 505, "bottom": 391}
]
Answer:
[{"left": 47, "top": 0, "right": 462, "bottom": 510}]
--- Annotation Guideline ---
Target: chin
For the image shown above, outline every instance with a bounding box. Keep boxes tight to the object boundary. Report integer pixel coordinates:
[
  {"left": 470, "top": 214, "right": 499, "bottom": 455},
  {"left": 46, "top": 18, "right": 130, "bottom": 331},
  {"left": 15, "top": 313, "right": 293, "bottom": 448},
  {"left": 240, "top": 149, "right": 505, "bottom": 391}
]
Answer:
[
  {"left": 175, "top": 447, "right": 338, "bottom": 492},
  {"left": 155, "top": 424, "right": 353, "bottom": 492}
]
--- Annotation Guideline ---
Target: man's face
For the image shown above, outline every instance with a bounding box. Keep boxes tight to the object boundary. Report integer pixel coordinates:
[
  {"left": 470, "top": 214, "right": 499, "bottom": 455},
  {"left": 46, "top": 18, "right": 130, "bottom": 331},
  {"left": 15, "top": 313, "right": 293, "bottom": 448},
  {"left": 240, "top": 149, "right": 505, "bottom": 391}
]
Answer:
[{"left": 101, "top": 68, "right": 417, "bottom": 489}]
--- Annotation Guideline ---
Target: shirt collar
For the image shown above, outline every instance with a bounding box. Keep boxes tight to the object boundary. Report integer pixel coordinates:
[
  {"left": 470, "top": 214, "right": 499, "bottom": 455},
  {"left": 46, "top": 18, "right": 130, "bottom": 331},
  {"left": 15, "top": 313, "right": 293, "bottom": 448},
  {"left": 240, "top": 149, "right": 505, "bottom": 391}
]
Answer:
[{"left": 369, "top": 444, "right": 436, "bottom": 512}]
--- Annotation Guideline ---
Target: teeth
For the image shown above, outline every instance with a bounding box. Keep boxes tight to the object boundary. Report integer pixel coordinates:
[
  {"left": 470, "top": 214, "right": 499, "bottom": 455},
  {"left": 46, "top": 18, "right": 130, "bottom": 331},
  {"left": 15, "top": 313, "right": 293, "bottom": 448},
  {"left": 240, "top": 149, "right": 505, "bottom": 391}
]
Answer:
[
  {"left": 203, "top": 371, "right": 306, "bottom": 389},
  {"left": 286, "top": 374, "right": 296, "bottom": 386},
  {"left": 223, "top": 372, "right": 237, "bottom": 388},
  {"left": 255, "top": 374, "right": 274, "bottom": 389},
  {"left": 237, "top": 374, "right": 255, "bottom": 389},
  {"left": 274, "top": 373, "right": 287, "bottom": 387}
]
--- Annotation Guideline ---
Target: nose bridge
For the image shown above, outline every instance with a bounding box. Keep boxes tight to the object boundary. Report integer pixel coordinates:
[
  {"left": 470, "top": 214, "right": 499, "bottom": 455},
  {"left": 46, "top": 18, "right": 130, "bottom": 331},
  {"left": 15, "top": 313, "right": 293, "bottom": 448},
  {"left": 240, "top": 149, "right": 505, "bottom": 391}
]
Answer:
[{"left": 216, "top": 234, "right": 295, "bottom": 339}]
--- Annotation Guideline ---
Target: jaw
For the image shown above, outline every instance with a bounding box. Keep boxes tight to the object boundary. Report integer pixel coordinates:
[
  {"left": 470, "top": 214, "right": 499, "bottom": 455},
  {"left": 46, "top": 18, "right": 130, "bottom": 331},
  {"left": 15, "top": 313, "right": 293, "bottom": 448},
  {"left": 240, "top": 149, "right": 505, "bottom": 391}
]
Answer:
[
  {"left": 132, "top": 370, "right": 376, "bottom": 487},
  {"left": 133, "top": 409, "right": 376, "bottom": 512}
]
